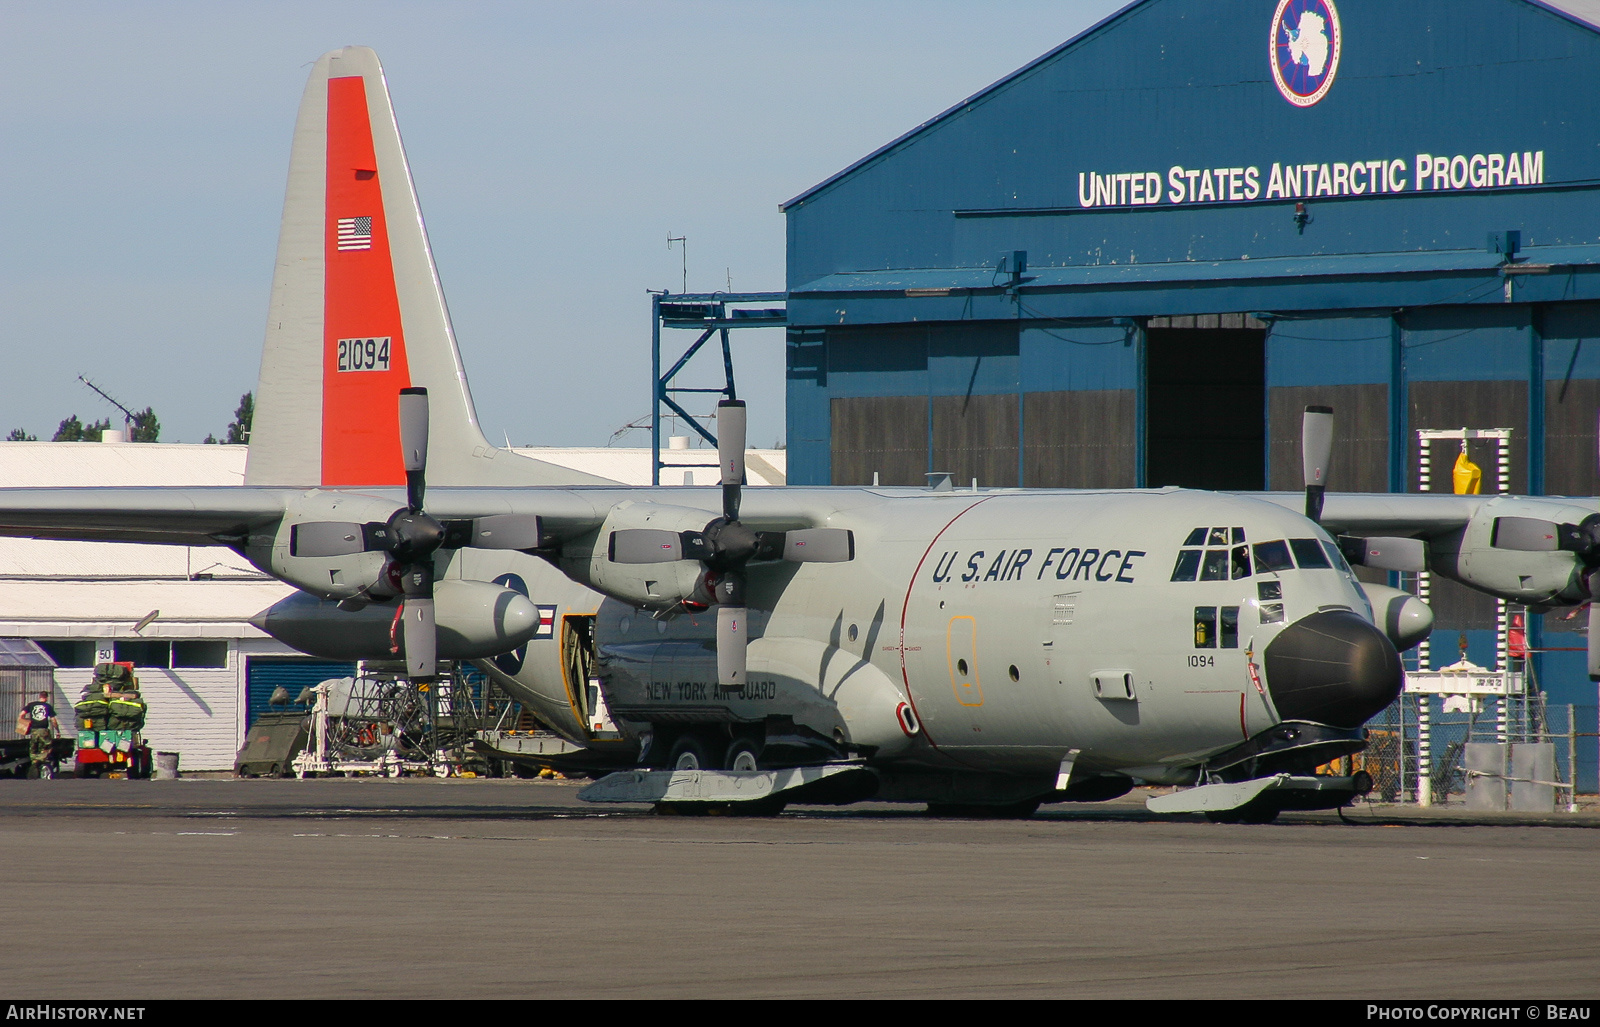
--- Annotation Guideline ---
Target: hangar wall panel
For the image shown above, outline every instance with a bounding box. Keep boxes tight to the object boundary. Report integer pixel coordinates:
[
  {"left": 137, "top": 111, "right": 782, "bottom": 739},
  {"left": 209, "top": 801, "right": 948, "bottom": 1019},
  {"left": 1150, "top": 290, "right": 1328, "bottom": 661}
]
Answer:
[
  {"left": 932, "top": 394, "right": 1019, "bottom": 487},
  {"left": 831, "top": 396, "right": 927, "bottom": 486},
  {"left": 1541, "top": 302, "right": 1600, "bottom": 496},
  {"left": 1023, "top": 390, "right": 1136, "bottom": 488},
  {"left": 1545, "top": 378, "right": 1600, "bottom": 496},
  {"left": 1407, "top": 381, "right": 1530, "bottom": 495},
  {"left": 1267, "top": 384, "right": 1389, "bottom": 493}
]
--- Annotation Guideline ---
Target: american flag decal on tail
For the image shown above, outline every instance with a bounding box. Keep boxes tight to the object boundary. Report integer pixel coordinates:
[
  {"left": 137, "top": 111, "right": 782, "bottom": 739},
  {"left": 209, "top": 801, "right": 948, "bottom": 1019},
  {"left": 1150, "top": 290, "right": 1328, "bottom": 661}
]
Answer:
[{"left": 336, "top": 216, "right": 372, "bottom": 251}]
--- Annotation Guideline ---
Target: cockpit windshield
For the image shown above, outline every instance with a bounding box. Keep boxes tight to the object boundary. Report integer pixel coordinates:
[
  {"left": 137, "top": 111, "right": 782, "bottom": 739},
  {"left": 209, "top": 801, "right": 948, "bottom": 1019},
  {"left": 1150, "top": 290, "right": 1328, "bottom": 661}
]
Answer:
[{"left": 1171, "top": 530, "right": 1344, "bottom": 581}]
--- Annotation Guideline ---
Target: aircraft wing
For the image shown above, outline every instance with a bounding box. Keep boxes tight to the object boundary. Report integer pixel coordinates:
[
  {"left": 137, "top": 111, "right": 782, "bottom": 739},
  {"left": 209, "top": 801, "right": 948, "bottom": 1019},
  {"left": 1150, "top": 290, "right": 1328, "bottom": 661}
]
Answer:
[
  {"left": 0, "top": 484, "right": 836, "bottom": 551},
  {"left": 0, "top": 487, "right": 303, "bottom": 546},
  {"left": 1251, "top": 491, "right": 1488, "bottom": 538},
  {"left": 0, "top": 485, "right": 1565, "bottom": 549}
]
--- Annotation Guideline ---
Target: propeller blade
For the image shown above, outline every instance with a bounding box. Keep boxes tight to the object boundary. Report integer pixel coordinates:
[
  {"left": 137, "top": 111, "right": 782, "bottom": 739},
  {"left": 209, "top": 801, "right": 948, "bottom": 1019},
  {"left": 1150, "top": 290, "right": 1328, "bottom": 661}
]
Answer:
[
  {"left": 290, "top": 521, "right": 368, "bottom": 558},
  {"left": 717, "top": 399, "right": 746, "bottom": 521},
  {"left": 1337, "top": 535, "right": 1427, "bottom": 573},
  {"left": 609, "top": 528, "right": 686, "bottom": 563},
  {"left": 1302, "top": 405, "right": 1333, "bottom": 523},
  {"left": 716, "top": 605, "right": 747, "bottom": 689},
  {"left": 1492, "top": 516, "right": 1565, "bottom": 552},
  {"left": 782, "top": 528, "right": 855, "bottom": 563},
  {"left": 399, "top": 387, "right": 429, "bottom": 512},
  {"left": 400, "top": 561, "right": 436, "bottom": 680},
  {"left": 402, "top": 596, "right": 437, "bottom": 680},
  {"left": 1589, "top": 575, "right": 1600, "bottom": 681},
  {"left": 463, "top": 514, "right": 543, "bottom": 551}
]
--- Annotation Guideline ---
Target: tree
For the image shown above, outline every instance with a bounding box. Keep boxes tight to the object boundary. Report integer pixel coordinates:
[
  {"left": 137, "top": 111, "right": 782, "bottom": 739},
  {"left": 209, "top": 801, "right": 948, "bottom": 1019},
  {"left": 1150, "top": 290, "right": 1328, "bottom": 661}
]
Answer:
[
  {"left": 51, "top": 415, "right": 108, "bottom": 441},
  {"left": 129, "top": 407, "right": 160, "bottom": 443},
  {"left": 225, "top": 392, "right": 253, "bottom": 444},
  {"left": 7, "top": 428, "right": 36, "bottom": 441},
  {"left": 203, "top": 433, "right": 218, "bottom": 444}
]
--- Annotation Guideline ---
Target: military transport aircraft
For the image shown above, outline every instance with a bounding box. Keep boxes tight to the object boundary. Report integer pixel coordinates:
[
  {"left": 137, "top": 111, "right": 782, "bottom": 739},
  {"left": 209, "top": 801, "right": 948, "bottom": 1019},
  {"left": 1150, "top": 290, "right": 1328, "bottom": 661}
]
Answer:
[{"left": 4, "top": 47, "right": 1597, "bottom": 820}]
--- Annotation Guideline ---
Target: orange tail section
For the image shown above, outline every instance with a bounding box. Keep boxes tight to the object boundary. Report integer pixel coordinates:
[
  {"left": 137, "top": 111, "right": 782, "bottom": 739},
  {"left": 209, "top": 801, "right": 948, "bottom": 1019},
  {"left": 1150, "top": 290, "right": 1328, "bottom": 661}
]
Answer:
[{"left": 245, "top": 47, "right": 610, "bottom": 489}]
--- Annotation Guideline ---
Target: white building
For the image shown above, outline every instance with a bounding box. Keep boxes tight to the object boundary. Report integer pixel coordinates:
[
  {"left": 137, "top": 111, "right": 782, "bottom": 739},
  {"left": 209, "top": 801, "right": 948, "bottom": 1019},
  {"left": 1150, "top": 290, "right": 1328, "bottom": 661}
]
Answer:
[{"left": 0, "top": 440, "right": 784, "bottom": 769}]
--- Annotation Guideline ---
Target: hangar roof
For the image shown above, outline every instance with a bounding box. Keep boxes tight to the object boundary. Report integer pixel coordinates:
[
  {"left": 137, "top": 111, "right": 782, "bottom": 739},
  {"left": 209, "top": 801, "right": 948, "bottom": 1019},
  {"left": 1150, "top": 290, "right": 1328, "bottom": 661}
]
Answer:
[{"left": 781, "top": 0, "right": 1600, "bottom": 215}]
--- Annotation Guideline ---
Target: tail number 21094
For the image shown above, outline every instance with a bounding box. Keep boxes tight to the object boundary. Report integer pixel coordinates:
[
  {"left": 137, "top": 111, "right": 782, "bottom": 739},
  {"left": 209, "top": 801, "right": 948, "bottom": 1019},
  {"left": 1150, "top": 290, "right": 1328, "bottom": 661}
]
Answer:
[{"left": 337, "top": 337, "right": 391, "bottom": 372}]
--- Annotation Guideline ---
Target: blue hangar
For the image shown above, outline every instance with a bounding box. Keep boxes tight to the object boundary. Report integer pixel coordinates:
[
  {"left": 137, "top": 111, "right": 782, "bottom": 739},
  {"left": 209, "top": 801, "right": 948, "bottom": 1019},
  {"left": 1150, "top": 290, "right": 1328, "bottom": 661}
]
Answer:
[{"left": 780, "top": 0, "right": 1600, "bottom": 697}]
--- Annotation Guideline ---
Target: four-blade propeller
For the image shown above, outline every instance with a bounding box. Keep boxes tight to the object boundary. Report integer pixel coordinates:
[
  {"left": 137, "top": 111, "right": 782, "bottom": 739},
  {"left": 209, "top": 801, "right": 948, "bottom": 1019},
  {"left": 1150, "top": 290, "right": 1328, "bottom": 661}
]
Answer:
[
  {"left": 608, "top": 399, "right": 854, "bottom": 688},
  {"left": 1300, "top": 405, "right": 1428, "bottom": 574},
  {"left": 1492, "top": 512, "right": 1600, "bottom": 677},
  {"left": 287, "top": 388, "right": 543, "bottom": 680}
]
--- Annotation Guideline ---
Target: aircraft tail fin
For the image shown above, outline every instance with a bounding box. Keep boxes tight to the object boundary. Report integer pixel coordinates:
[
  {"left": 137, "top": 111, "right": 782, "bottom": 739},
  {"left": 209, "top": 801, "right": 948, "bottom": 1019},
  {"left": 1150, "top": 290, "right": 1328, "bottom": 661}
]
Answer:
[{"left": 245, "top": 47, "right": 611, "bottom": 488}]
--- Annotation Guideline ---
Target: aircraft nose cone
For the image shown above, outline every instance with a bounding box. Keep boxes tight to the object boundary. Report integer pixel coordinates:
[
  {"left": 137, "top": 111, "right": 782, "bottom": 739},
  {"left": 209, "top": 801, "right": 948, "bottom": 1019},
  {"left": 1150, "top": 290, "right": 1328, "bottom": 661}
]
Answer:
[{"left": 1262, "top": 610, "right": 1403, "bottom": 729}]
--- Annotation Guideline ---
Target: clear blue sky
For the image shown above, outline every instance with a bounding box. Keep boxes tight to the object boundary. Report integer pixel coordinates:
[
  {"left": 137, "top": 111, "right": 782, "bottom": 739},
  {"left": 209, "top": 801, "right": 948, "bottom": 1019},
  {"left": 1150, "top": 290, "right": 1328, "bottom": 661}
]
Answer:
[{"left": 1, "top": 0, "right": 1127, "bottom": 447}]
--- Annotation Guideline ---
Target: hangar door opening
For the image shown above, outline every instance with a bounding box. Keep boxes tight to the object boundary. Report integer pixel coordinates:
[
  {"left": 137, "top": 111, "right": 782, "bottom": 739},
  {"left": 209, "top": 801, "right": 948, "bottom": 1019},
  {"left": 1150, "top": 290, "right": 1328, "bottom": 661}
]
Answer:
[{"left": 1144, "top": 318, "right": 1266, "bottom": 490}]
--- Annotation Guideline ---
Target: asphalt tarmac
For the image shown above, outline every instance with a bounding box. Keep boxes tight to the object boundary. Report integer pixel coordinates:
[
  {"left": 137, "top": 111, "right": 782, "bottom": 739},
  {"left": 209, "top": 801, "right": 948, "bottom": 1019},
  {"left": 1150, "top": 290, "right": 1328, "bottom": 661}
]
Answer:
[{"left": 2, "top": 778, "right": 1597, "bottom": 1000}]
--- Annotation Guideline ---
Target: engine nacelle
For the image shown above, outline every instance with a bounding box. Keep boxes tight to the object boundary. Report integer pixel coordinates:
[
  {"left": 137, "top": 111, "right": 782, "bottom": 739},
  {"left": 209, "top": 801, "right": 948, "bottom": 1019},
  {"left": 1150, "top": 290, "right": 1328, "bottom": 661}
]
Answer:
[
  {"left": 563, "top": 500, "right": 707, "bottom": 611},
  {"left": 250, "top": 579, "right": 541, "bottom": 660},
  {"left": 1358, "top": 582, "right": 1434, "bottom": 651},
  {"left": 246, "top": 491, "right": 403, "bottom": 602},
  {"left": 1435, "top": 496, "right": 1593, "bottom": 604}
]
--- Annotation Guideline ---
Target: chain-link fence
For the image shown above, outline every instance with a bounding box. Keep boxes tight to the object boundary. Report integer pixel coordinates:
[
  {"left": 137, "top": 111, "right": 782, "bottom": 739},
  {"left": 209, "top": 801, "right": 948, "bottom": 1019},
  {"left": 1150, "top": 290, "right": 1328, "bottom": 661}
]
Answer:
[{"left": 1346, "top": 695, "right": 1598, "bottom": 808}]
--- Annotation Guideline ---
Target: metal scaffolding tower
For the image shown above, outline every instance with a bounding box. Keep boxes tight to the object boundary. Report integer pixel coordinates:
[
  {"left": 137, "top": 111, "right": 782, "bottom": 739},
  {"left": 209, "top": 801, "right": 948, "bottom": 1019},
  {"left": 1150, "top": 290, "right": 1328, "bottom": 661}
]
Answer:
[{"left": 650, "top": 292, "right": 786, "bottom": 485}]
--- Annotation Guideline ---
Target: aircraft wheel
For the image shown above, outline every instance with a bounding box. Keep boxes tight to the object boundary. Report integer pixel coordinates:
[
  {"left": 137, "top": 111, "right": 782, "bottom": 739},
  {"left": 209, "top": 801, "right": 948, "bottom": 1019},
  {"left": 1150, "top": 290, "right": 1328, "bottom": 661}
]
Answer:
[
  {"left": 724, "top": 738, "right": 762, "bottom": 772},
  {"left": 669, "top": 734, "right": 718, "bottom": 771}
]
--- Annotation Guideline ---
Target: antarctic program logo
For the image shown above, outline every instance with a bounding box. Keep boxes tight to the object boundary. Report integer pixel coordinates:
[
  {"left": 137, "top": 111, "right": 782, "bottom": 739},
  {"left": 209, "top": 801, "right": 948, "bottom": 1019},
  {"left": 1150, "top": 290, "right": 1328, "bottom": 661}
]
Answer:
[{"left": 1271, "top": 0, "right": 1342, "bottom": 107}]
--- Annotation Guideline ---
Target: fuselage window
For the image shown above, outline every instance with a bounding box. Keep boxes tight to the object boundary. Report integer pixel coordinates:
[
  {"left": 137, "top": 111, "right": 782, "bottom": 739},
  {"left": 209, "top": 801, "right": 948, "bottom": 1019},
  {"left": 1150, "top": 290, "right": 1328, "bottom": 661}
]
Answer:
[
  {"left": 1171, "top": 549, "right": 1202, "bottom": 581},
  {"left": 1200, "top": 549, "right": 1230, "bottom": 581},
  {"left": 1290, "top": 538, "right": 1331, "bottom": 569},
  {"left": 1253, "top": 540, "right": 1293, "bottom": 572},
  {"left": 1194, "top": 606, "right": 1217, "bottom": 648},
  {"left": 1231, "top": 545, "right": 1252, "bottom": 579},
  {"left": 1257, "top": 580, "right": 1285, "bottom": 624},
  {"left": 1220, "top": 606, "right": 1240, "bottom": 648}
]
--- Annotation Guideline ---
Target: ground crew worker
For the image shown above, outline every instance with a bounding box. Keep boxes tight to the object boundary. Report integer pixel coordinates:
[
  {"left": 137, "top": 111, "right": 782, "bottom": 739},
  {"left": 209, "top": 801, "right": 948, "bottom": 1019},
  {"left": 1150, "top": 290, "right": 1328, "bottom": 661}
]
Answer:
[{"left": 18, "top": 691, "right": 60, "bottom": 772}]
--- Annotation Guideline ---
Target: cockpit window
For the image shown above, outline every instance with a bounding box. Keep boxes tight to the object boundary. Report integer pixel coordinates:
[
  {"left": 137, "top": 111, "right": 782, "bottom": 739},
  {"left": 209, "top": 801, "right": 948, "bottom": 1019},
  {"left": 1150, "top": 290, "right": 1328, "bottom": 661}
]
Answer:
[
  {"left": 1231, "top": 527, "right": 1246, "bottom": 544},
  {"left": 1290, "top": 538, "right": 1331, "bottom": 568},
  {"left": 1253, "top": 540, "right": 1293, "bottom": 572},
  {"left": 1231, "top": 545, "right": 1252, "bottom": 580},
  {"left": 1183, "top": 527, "right": 1207, "bottom": 546},
  {"left": 1200, "top": 549, "right": 1230, "bottom": 581},
  {"left": 1207, "top": 527, "right": 1230, "bottom": 546},
  {"left": 1170, "top": 549, "right": 1201, "bottom": 581}
]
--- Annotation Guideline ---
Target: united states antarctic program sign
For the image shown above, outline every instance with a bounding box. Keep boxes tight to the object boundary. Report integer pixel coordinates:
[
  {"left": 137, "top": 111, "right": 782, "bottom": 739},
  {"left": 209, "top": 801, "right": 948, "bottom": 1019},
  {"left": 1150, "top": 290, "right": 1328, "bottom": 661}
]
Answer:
[{"left": 1270, "top": 0, "right": 1342, "bottom": 107}]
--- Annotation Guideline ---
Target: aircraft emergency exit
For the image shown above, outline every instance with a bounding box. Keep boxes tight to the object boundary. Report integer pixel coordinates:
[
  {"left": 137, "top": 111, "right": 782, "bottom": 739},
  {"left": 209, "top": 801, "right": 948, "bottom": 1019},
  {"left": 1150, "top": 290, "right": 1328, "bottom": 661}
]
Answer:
[{"left": 2, "top": 47, "right": 1595, "bottom": 820}]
